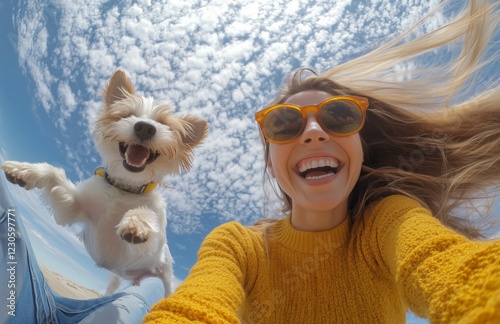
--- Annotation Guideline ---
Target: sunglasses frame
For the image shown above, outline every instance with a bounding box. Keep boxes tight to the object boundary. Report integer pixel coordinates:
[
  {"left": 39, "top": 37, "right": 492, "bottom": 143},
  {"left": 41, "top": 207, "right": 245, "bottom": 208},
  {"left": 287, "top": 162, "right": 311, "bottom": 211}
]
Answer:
[{"left": 255, "top": 95, "right": 370, "bottom": 144}]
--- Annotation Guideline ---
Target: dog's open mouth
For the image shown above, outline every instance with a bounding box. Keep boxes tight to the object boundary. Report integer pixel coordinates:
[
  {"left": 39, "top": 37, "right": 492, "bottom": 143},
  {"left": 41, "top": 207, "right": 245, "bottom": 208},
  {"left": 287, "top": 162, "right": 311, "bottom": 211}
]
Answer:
[{"left": 119, "top": 142, "right": 160, "bottom": 173}]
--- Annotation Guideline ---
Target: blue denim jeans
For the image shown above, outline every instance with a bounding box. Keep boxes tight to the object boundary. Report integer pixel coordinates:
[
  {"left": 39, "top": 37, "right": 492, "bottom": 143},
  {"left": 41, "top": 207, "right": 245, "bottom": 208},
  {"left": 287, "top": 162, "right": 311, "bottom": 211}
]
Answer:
[{"left": 0, "top": 175, "right": 164, "bottom": 323}]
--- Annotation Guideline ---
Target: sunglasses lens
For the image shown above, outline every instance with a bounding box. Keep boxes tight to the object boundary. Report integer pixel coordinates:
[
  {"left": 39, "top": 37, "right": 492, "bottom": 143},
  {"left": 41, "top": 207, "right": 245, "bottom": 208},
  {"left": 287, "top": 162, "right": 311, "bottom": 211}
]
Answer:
[
  {"left": 319, "top": 100, "right": 363, "bottom": 134},
  {"left": 263, "top": 107, "right": 303, "bottom": 142}
]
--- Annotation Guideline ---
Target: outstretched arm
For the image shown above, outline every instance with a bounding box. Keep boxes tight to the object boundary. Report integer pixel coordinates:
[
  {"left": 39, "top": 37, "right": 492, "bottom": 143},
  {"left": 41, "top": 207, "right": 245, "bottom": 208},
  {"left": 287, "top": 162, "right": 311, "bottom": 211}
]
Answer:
[
  {"left": 144, "top": 222, "right": 256, "bottom": 323},
  {"left": 367, "top": 195, "right": 500, "bottom": 323}
]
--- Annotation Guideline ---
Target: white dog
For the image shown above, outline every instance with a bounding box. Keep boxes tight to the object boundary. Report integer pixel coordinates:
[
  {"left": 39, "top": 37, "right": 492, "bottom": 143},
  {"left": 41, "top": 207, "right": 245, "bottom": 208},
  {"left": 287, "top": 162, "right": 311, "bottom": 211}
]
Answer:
[{"left": 2, "top": 70, "right": 207, "bottom": 297}]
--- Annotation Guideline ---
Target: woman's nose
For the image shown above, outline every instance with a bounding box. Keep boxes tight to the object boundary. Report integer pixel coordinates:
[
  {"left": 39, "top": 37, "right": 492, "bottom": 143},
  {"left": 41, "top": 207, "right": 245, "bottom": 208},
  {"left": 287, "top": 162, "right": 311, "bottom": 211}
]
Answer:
[{"left": 299, "top": 113, "right": 329, "bottom": 144}]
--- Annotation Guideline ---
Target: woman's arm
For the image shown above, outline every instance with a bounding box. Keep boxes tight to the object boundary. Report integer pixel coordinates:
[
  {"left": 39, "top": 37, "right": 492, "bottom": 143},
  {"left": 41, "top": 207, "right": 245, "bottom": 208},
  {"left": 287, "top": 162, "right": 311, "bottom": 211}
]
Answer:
[
  {"left": 144, "top": 221, "right": 257, "bottom": 323},
  {"left": 367, "top": 195, "right": 500, "bottom": 323}
]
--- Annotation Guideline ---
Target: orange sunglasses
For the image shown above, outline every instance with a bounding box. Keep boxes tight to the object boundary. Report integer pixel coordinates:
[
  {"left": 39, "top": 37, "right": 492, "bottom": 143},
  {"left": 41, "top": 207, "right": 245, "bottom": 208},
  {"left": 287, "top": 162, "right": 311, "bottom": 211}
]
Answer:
[{"left": 255, "top": 96, "right": 369, "bottom": 144}]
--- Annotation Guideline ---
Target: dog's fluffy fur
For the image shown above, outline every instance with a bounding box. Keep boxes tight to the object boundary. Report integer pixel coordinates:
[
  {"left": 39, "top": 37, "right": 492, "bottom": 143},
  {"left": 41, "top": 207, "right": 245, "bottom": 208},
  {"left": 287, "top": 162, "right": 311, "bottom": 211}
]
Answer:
[{"left": 2, "top": 70, "right": 207, "bottom": 297}]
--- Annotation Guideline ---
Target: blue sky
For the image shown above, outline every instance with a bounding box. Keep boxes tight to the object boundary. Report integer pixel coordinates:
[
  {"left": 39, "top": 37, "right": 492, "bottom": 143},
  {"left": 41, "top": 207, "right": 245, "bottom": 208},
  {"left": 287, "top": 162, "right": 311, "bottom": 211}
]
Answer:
[{"left": 0, "top": 0, "right": 497, "bottom": 322}]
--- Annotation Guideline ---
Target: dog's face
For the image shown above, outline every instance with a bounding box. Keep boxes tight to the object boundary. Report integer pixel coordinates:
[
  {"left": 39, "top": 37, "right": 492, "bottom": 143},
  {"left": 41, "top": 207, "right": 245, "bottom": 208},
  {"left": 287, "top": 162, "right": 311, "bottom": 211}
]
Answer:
[{"left": 93, "top": 70, "right": 207, "bottom": 186}]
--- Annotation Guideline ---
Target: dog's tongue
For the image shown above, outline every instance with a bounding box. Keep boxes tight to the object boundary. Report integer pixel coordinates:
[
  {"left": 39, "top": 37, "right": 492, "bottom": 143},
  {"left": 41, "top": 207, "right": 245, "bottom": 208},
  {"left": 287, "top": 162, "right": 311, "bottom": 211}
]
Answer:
[{"left": 126, "top": 144, "right": 150, "bottom": 165}]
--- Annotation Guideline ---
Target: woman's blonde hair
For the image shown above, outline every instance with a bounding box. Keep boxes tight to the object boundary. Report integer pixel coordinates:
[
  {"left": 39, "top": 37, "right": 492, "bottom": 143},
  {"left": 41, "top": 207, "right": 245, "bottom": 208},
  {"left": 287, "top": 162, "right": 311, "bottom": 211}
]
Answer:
[{"left": 256, "top": 0, "right": 499, "bottom": 238}]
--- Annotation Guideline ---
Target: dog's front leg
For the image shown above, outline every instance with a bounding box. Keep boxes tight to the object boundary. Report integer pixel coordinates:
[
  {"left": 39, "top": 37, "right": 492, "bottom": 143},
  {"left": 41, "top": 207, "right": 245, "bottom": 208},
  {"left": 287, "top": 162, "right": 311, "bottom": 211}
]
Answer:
[
  {"left": 2, "top": 161, "right": 84, "bottom": 225},
  {"left": 2, "top": 161, "right": 70, "bottom": 190},
  {"left": 116, "top": 207, "right": 159, "bottom": 244}
]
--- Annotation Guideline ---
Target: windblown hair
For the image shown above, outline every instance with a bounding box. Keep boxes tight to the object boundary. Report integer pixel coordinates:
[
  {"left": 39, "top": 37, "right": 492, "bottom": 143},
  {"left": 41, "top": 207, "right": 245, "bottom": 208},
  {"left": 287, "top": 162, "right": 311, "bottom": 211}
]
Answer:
[{"left": 257, "top": 0, "right": 499, "bottom": 238}]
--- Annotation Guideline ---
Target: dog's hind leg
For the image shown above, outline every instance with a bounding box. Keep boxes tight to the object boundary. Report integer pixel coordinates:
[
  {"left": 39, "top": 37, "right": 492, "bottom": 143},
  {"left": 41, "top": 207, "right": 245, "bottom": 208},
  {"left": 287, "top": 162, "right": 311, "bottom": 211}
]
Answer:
[
  {"left": 158, "top": 244, "right": 174, "bottom": 297},
  {"left": 160, "top": 269, "right": 173, "bottom": 297},
  {"left": 2, "top": 161, "right": 85, "bottom": 224},
  {"left": 105, "top": 273, "right": 122, "bottom": 295}
]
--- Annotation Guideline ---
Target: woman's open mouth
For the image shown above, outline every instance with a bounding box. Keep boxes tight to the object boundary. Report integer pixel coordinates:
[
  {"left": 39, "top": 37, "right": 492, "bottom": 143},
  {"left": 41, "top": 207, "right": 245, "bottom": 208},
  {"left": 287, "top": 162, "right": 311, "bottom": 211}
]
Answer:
[{"left": 297, "top": 157, "right": 339, "bottom": 180}]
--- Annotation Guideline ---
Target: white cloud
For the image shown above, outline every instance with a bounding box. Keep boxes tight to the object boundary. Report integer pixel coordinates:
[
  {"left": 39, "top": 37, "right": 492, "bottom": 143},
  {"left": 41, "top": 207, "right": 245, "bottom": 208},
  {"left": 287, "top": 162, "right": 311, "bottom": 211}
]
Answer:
[{"left": 12, "top": 0, "right": 456, "bottom": 234}]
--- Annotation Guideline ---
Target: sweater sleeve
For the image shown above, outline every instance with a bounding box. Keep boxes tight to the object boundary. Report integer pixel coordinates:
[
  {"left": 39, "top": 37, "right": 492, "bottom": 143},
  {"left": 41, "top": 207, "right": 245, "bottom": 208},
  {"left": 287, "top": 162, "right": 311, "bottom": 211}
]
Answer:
[
  {"left": 366, "top": 195, "right": 500, "bottom": 323},
  {"left": 144, "top": 222, "right": 256, "bottom": 324}
]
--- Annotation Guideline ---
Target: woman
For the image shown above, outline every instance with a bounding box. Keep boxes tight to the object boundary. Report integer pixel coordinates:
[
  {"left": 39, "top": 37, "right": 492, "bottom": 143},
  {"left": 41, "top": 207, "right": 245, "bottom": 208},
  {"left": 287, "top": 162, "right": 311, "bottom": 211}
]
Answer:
[{"left": 145, "top": 0, "right": 499, "bottom": 322}]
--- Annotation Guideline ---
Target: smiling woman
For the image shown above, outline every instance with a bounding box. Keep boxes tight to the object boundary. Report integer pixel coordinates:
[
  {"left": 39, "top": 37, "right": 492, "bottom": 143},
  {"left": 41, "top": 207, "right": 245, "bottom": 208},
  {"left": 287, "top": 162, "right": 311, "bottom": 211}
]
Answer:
[
  {"left": 145, "top": 0, "right": 500, "bottom": 323},
  {"left": 265, "top": 90, "right": 365, "bottom": 231}
]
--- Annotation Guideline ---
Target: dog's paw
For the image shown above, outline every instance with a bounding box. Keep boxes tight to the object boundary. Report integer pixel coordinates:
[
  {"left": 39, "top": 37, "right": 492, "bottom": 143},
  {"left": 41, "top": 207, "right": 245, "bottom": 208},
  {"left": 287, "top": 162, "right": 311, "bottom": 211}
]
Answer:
[
  {"left": 121, "top": 231, "right": 148, "bottom": 244},
  {"left": 2, "top": 161, "right": 40, "bottom": 189},
  {"left": 116, "top": 209, "right": 156, "bottom": 244}
]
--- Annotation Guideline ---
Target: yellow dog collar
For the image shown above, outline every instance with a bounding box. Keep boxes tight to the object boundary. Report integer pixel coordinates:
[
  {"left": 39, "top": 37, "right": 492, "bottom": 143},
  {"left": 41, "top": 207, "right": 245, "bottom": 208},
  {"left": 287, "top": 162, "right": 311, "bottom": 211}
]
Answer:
[{"left": 94, "top": 167, "right": 158, "bottom": 194}]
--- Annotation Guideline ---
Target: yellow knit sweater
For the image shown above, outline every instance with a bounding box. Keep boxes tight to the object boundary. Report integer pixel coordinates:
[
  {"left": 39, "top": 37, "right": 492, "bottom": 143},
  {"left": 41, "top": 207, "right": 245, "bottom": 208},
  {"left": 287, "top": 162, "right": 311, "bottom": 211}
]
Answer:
[{"left": 144, "top": 195, "right": 500, "bottom": 323}]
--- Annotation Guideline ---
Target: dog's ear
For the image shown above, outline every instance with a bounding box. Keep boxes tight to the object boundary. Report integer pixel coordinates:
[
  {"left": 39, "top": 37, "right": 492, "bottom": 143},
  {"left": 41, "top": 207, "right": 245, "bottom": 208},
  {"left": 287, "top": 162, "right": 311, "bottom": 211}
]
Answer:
[
  {"left": 103, "top": 70, "right": 135, "bottom": 106},
  {"left": 179, "top": 116, "right": 208, "bottom": 147}
]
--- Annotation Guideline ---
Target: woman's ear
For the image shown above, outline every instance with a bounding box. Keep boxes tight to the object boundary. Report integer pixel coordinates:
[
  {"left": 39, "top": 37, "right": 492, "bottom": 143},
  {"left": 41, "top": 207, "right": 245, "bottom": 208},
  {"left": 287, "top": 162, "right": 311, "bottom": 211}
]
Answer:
[{"left": 267, "top": 158, "right": 275, "bottom": 178}]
